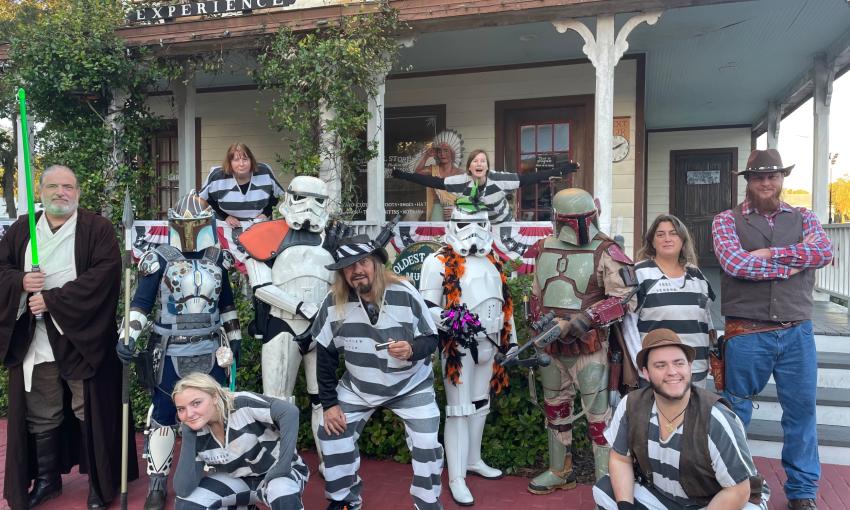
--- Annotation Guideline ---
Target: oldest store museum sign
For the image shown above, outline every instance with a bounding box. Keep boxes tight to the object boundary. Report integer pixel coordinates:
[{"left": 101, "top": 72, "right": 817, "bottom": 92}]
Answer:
[{"left": 128, "top": 0, "right": 365, "bottom": 22}]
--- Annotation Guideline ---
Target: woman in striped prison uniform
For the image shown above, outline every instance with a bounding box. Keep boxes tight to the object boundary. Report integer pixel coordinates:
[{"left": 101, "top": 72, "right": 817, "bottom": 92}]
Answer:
[
  {"left": 171, "top": 373, "right": 309, "bottom": 510},
  {"left": 622, "top": 214, "right": 716, "bottom": 387},
  {"left": 199, "top": 143, "right": 285, "bottom": 228},
  {"left": 392, "top": 149, "right": 578, "bottom": 224},
  {"left": 313, "top": 233, "right": 444, "bottom": 510}
]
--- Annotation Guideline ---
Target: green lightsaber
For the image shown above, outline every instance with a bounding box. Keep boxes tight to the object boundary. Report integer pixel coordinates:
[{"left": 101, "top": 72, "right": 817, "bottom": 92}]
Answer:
[{"left": 17, "top": 88, "right": 39, "bottom": 268}]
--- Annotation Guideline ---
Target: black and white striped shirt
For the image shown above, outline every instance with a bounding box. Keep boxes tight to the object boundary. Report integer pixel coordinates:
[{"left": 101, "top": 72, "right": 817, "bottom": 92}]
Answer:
[
  {"left": 444, "top": 172, "right": 520, "bottom": 224},
  {"left": 173, "top": 392, "right": 307, "bottom": 498},
  {"left": 199, "top": 163, "right": 284, "bottom": 221},
  {"left": 624, "top": 260, "right": 715, "bottom": 383},
  {"left": 605, "top": 394, "right": 758, "bottom": 508},
  {"left": 312, "top": 280, "right": 438, "bottom": 408}
]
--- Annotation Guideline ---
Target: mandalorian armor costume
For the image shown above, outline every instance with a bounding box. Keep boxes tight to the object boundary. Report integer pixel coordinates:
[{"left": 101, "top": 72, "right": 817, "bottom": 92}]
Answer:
[
  {"left": 528, "top": 188, "right": 634, "bottom": 494},
  {"left": 116, "top": 192, "right": 241, "bottom": 510}
]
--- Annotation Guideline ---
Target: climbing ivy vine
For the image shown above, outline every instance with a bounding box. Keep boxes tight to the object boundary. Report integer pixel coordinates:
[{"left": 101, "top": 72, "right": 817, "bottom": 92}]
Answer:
[{"left": 254, "top": 1, "right": 406, "bottom": 216}]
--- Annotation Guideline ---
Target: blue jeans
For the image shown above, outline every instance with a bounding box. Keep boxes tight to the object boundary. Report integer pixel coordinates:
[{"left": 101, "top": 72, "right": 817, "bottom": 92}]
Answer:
[{"left": 723, "top": 320, "right": 819, "bottom": 500}]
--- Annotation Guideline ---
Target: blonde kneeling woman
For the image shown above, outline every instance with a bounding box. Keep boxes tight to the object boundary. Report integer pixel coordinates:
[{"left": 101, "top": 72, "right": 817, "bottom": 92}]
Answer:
[{"left": 171, "top": 373, "right": 309, "bottom": 509}]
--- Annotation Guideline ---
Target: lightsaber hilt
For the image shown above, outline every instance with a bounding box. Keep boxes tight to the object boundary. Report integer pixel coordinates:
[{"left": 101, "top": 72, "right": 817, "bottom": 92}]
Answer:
[{"left": 30, "top": 264, "right": 44, "bottom": 321}]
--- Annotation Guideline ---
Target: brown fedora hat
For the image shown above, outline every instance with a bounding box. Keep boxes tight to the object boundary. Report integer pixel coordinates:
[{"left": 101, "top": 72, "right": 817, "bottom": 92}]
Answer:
[
  {"left": 734, "top": 149, "right": 794, "bottom": 177},
  {"left": 636, "top": 328, "right": 696, "bottom": 369}
]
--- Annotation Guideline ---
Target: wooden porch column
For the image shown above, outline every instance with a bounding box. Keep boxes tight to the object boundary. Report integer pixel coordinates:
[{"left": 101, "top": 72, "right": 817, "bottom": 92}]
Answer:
[
  {"left": 319, "top": 101, "right": 342, "bottom": 215},
  {"left": 812, "top": 53, "right": 834, "bottom": 223},
  {"left": 553, "top": 11, "right": 661, "bottom": 234},
  {"left": 766, "top": 101, "right": 783, "bottom": 150},
  {"left": 173, "top": 69, "right": 197, "bottom": 196},
  {"left": 366, "top": 72, "right": 387, "bottom": 222}
]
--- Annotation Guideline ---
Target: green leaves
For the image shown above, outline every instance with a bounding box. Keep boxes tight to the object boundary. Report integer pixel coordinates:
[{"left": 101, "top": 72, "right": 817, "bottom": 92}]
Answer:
[
  {"left": 254, "top": 2, "right": 405, "bottom": 217},
  {"left": 3, "top": 0, "right": 170, "bottom": 220}
]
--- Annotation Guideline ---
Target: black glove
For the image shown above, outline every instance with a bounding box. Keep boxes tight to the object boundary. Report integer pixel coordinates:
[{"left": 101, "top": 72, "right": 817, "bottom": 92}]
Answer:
[
  {"left": 617, "top": 502, "right": 635, "bottom": 510},
  {"left": 116, "top": 337, "right": 136, "bottom": 364},
  {"left": 294, "top": 330, "right": 313, "bottom": 356},
  {"left": 229, "top": 340, "right": 241, "bottom": 364},
  {"left": 567, "top": 312, "right": 592, "bottom": 339},
  {"left": 322, "top": 220, "right": 351, "bottom": 253}
]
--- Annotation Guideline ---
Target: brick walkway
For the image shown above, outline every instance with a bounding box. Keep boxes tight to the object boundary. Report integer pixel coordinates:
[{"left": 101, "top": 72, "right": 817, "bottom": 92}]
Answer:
[{"left": 1, "top": 421, "right": 848, "bottom": 509}]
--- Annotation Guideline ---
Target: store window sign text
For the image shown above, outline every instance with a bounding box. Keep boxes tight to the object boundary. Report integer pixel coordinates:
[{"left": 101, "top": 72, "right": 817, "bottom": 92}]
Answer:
[{"left": 129, "top": 0, "right": 296, "bottom": 22}]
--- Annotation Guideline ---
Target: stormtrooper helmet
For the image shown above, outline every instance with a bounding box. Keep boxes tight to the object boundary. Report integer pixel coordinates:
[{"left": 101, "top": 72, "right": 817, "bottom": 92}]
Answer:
[
  {"left": 279, "top": 176, "right": 330, "bottom": 233},
  {"left": 168, "top": 191, "right": 216, "bottom": 252},
  {"left": 445, "top": 209, "right": 492, "bottom": 257}
]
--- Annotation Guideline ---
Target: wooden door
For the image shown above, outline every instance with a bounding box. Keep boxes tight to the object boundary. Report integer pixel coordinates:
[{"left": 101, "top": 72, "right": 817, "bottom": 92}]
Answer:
[
  {"left": 496, "top": 96, "right": 594, "bottom": 221},
  {"left": 669, "top": 148, "right": 738, "bottom": 267}
]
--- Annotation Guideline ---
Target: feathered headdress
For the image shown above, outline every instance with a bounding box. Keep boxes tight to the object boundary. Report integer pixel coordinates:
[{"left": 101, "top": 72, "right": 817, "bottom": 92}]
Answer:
[{"left": 405, "top": 129, "right": 465, "bottom": 173}]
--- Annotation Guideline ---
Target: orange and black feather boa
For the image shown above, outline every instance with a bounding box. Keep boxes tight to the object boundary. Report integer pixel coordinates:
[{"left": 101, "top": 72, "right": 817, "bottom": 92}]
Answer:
[{"left": 438, "top": 246, "right": 513, "bottom": 395}]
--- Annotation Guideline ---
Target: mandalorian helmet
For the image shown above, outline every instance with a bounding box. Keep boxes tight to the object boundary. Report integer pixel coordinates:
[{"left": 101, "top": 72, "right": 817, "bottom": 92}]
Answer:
[
  {"left": 445, "top": 209, "right": 492, "bottom": 257},
  {"left": 168, "top": 191, "right": 217, "bottom": 252},
  {"left": 552, "top": 188, "right": 599, "bottom": 246},
  {"left": 279, "top": 175, "right": 330, "bottom": 233}
]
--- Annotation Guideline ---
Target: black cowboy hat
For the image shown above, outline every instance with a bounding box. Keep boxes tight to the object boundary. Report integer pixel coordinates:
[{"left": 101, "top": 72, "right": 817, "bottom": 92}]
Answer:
[
  {"left": 325, "top": 234, "right": 389, "bottom": 271},
  {"left": 734, "top": 149, "right": 794, "bottom": 177}
]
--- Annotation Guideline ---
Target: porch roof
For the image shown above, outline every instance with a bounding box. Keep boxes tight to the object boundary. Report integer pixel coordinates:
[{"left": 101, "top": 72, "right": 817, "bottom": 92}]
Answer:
[
  {"left": 391, "top": 0, "right": 850, "bottom": 130},
  {"left": 117, "top": 0, "right": 850, "bottom": 131}
]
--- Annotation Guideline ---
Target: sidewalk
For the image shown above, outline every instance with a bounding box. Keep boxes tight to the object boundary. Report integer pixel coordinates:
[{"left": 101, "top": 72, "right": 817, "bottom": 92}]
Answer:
[{"left": 1, "top": 421, "right": 848, "bottom": 509}]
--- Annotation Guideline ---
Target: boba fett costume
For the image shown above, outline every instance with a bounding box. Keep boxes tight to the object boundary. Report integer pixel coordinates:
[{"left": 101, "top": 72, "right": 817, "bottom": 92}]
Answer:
[
  {"left": 528, "top": 188, "right": 634, "bottom": 493},
  {"left": 116, "top": 192, "right": 241, "bottom": 510}
]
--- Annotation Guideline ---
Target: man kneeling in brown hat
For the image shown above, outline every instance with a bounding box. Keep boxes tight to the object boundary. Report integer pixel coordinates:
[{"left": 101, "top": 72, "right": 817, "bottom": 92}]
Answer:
[{"left": 592, "top": 329, "right": 768, "bottom": 510}]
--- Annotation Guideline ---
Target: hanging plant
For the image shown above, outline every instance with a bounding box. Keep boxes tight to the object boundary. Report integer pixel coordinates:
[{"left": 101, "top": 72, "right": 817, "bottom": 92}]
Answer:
[{"left": 254, "top": 1, "right": 406, "bottom": 216}]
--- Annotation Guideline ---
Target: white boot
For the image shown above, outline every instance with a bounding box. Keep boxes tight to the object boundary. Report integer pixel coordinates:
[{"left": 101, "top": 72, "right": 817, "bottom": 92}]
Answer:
[
  {"left": 311, "top": 402, "right": 325, "bottom": 476},
  {"left": 445, "top": 416, "right": 474, "bottom": 506},
  {"left": 466, "top": 410, "right": 502, "bottom": 479}
]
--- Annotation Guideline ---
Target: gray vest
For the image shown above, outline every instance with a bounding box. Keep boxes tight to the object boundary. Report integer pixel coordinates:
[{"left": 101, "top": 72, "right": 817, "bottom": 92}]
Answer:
[{"left": 720, "top": 205, "right": 814, "bottom": 321}]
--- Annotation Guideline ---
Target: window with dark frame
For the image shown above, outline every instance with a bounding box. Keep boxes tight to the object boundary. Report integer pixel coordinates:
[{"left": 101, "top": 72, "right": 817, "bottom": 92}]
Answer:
[
  {"left": 149, "top": 125, "right": 179, "bottom": 220},
  {"left": 516, "top": 121, "right": 571, "bottom": 221}
]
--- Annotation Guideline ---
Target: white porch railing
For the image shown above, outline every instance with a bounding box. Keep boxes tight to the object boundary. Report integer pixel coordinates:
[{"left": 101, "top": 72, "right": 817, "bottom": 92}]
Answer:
[{"left": 816, "top": 223, "right": 850, "bottom": 304}]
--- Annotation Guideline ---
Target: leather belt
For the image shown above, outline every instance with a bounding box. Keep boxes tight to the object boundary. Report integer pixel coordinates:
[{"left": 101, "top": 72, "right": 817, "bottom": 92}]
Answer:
[
  {"left": 725, "top": 317, "right": 803, "bottom": 340},
  {"left": 169, "top": 334, "right": 215, "bottom": 345}
]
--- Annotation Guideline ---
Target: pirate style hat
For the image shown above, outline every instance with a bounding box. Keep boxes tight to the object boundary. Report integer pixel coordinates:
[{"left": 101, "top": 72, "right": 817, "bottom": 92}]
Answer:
[
  {"left": 735, "top": 149, "right": 794, "bottom": 177},
  {"left": 325, "top": 216, "right": 399, "bottom": 271}
]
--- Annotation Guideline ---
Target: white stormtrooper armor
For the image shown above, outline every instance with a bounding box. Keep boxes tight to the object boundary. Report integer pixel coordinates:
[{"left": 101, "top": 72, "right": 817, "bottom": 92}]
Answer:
[
  {"left": 242, "top": 175, "right": 334, "bottom": 472},
  {"left": 419, "top": 209, "right": 518, "bottom": 506}
]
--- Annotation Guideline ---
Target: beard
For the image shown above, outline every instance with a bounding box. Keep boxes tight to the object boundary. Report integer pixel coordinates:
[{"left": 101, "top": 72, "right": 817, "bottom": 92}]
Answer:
[
  {"left": 43, "top": 198, "right": 78, "bottom": 216},
  {"left": 356, "top": 282, "right": 373, "bottom": 295},
  {"left": 648, "top": 376, "right": 691, "bottom": 402},
  {"left": 746, "top": 185, "right": 782, "bottom": 213}
]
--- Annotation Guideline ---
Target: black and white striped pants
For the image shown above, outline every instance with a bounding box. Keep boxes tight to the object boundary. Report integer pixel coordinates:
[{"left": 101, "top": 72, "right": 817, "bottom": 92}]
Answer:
[
  {"left": 319, "top": 385, "right": 444, "bottom": 509},
  {"left": 175, "top": 460, "right": 309, "bottom": 510}
]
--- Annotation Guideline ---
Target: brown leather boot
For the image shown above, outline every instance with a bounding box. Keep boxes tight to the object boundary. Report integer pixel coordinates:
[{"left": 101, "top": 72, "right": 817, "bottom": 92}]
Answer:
[{"left": 28, "top": 429, "right": 63, "bottom": 508}]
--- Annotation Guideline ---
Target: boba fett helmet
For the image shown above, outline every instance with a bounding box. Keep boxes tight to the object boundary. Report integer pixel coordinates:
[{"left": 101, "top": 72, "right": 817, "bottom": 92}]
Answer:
[{"left": 552, "top": 188, "right": 599, "bottom": 246}]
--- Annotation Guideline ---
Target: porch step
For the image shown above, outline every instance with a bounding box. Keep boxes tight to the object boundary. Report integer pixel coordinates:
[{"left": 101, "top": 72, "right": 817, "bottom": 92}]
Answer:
[
  {"left": 815, "top": 335, "right": 850, "bottom": 353},
  {"left": 746, "top": 419, "right": 850, "bottom": 466}
]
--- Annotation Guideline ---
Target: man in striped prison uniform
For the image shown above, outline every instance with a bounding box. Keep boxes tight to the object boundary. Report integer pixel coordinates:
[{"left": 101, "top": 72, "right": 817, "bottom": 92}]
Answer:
[{"left": 312, "top": 233, "right": 444, "bottom": 510}]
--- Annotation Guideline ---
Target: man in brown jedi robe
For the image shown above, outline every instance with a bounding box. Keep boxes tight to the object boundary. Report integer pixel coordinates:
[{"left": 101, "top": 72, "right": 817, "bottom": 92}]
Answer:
[{"left": 0, "top": 165, "right": 138, "bottom": 510}]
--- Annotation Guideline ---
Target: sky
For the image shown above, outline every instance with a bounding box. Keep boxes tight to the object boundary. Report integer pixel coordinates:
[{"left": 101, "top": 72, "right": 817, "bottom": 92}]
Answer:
[{"left": 758, "top": 71, "right": 850, "bottom": 191}]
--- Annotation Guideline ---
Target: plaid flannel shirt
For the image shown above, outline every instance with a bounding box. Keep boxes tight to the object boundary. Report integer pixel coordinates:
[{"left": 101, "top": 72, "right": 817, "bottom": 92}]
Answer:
[{"left": 712, "top": 200, "right": 833, "bottom": 281}]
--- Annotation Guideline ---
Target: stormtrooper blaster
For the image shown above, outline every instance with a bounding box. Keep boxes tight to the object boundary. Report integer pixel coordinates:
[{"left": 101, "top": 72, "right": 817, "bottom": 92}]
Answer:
[{"left": 496, "top": 312, "right": 559, "bottom": 368}]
